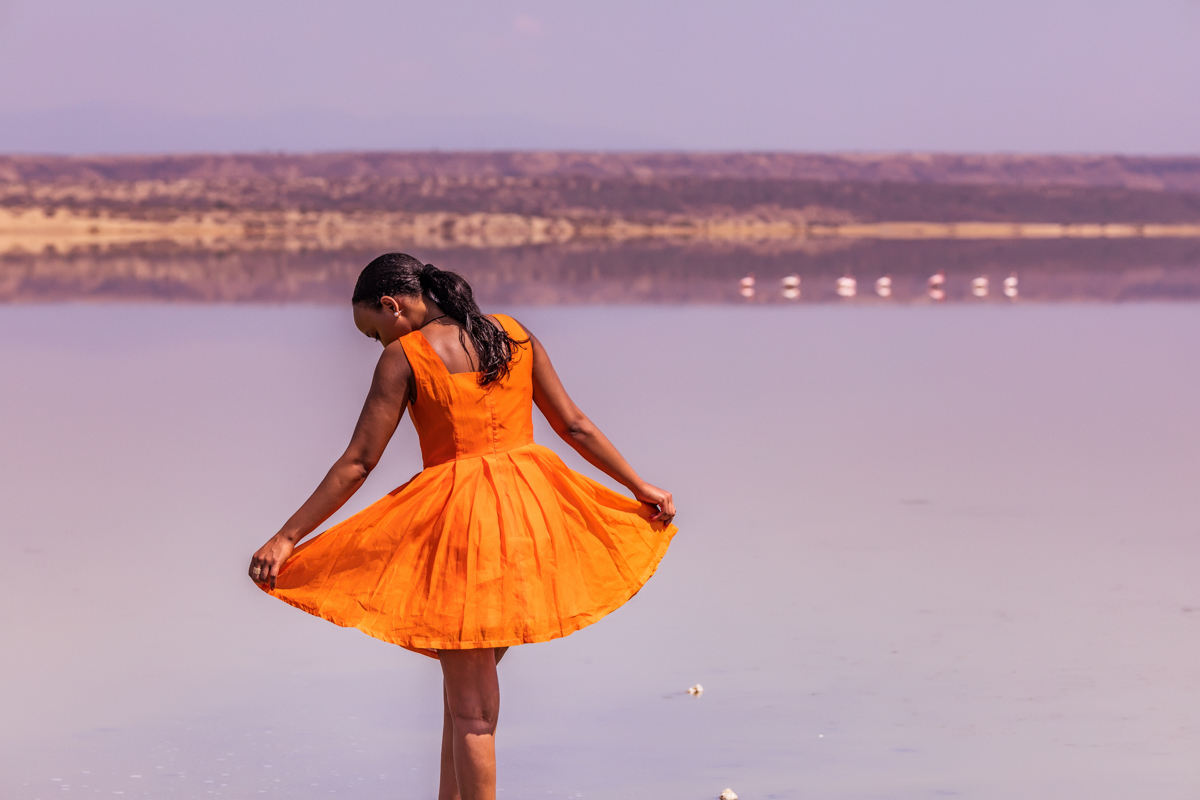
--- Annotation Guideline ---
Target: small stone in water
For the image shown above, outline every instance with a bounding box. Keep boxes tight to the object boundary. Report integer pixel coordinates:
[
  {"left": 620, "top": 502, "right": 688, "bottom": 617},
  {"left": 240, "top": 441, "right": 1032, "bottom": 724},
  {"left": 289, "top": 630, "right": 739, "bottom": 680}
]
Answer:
[
  {"left": 687, "top": 684, "right": 704, "bottom": 696},
  {"left": 719, "top": 789, "right": 738, "bottom": 800}
]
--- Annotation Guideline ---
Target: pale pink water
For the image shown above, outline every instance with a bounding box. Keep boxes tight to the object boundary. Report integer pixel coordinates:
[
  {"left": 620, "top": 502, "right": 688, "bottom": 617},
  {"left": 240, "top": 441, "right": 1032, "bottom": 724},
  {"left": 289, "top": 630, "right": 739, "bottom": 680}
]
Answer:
[{"left": 1, "top": 303, "right": 1199, "bottom": 799}]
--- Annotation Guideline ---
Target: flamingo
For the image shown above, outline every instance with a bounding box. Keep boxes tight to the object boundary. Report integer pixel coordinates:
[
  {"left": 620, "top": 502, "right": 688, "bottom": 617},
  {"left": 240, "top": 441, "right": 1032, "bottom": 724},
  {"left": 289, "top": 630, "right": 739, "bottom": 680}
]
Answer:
[{"left": 928, "top": 269, "right": 947, "bottom": 302}]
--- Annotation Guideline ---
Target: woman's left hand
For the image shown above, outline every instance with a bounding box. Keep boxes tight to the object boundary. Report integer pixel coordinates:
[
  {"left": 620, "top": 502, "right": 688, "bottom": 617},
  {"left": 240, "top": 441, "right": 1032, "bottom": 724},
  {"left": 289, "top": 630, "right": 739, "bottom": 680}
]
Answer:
[
  {"left": 249, "top": 534, "right": 295, "bottom": 590},
  {"left": 635, "top": 483, "right": 676, "bottom": 526}
]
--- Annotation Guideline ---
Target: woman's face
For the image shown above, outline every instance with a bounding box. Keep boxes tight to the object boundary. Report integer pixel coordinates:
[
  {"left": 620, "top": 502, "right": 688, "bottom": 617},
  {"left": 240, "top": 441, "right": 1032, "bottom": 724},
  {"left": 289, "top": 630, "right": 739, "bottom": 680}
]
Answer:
[{"left": 353, "top": 295, "right": 417, "bottom": 346}]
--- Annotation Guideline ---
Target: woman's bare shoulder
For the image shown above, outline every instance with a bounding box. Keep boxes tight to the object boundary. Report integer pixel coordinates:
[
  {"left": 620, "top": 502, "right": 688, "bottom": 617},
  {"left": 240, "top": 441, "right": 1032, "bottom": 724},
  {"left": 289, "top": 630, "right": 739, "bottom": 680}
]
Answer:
[
  {"left": 489, "top": 313, "right": 532, "bottom": 339},
  {"left": 375, "top": 338, "right": 414, "bottom": 382}
]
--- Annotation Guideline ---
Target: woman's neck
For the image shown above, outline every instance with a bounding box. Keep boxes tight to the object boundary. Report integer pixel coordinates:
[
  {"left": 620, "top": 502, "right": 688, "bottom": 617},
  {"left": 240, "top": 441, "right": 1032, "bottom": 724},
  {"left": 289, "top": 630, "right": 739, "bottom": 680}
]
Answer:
[{"left": 419, "top": 302, "right": 450, "bottom": 328}]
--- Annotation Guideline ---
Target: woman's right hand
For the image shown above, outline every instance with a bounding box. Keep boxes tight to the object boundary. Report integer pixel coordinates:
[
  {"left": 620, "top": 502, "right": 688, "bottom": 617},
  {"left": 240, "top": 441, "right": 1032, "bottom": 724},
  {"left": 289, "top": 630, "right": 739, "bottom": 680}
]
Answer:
[
  {"left": 249, "top": 533, "right": 295, "bottom": 590},
  {"left": 635, "top": 483, "right": 675, "bottom": 526}
]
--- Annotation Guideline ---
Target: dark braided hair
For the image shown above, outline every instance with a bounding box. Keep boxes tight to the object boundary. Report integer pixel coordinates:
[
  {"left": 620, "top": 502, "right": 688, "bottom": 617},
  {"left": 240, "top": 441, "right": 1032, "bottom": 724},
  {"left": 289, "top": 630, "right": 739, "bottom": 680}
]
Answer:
[{"left": 352, "top": 253, "right": 527, "bottom": 386}]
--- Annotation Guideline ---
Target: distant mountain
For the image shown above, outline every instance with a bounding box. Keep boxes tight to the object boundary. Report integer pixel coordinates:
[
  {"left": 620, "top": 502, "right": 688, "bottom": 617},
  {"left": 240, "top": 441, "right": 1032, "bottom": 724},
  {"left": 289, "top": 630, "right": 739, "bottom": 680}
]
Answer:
[{"left": 2, "top": 149, "right": 1200, "bottom": 192}]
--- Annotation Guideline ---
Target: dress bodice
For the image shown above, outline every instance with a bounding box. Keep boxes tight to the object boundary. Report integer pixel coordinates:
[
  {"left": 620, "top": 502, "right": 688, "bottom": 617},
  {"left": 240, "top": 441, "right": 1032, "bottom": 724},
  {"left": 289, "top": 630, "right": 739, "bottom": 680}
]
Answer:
[{"left": 399, "top": 314, "right": 535, "bottom": 468}]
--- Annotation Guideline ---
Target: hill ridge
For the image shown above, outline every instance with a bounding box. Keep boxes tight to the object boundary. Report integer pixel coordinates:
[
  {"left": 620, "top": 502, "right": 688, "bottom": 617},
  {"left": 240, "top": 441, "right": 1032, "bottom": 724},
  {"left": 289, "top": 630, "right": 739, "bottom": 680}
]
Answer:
[{"left": 4, "top": 151, "right": 1200, "bottom": 192}]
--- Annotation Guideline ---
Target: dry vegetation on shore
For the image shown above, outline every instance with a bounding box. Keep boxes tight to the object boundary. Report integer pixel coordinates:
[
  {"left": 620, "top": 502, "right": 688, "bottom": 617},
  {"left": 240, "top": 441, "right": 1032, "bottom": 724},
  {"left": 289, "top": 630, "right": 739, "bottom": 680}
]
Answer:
[{"left": 3, "top": 151, "right": 1200, "bottom": 255}]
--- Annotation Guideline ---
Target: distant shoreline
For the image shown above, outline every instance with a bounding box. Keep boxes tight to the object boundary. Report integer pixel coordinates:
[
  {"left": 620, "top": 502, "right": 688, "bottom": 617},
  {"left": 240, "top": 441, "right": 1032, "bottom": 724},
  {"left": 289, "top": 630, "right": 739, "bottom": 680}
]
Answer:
[
  {"left": 4, "top": 151, "right": 1200, "bottom": 256},
  {"left": 3, "top": 151, "right": 1199, "bottom": 304}
]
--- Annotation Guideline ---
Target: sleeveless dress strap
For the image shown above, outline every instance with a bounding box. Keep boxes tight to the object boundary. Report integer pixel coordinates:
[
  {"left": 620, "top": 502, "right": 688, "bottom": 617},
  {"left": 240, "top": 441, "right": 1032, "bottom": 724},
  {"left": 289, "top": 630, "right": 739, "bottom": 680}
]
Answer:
[
  {"left": 491, "top": 314, "right": 529, "bottom": 341},
  {"left": 398, "top": 331, "right": 446, "bottom": 395}
]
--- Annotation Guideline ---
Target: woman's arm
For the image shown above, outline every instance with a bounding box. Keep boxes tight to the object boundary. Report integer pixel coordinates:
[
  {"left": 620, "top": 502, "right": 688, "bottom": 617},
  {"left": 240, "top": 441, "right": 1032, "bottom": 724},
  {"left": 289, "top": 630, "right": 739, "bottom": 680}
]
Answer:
[
  {"left": 249, "top": 342, "right": 413, "bottom": 588},
  {"left": 520, "top": 322, "right": 676, "bottom": 525}
]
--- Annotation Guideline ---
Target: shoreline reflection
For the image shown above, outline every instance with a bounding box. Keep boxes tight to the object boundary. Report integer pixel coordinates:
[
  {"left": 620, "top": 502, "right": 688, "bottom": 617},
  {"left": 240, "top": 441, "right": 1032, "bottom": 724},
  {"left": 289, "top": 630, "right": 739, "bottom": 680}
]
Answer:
[{"left": 3, "top": 239, "right": 1200, "bottom": 304}]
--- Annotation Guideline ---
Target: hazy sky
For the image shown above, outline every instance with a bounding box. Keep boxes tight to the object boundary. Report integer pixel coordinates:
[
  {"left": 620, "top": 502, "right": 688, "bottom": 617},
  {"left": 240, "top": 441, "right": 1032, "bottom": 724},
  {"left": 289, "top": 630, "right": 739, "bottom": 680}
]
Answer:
[{"left": 1, "top": 0, "right": 1198, "bottom": 153}]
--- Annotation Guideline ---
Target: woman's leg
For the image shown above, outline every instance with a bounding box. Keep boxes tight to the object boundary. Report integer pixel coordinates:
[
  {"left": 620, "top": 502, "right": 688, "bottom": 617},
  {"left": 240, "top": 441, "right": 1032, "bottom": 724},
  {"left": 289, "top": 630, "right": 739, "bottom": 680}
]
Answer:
[
  {"left": 437, "top": 648, "right": 508, "bottom": 800},
  {"left": 438, "top": 684, "right": 459, "bottom": 800}
]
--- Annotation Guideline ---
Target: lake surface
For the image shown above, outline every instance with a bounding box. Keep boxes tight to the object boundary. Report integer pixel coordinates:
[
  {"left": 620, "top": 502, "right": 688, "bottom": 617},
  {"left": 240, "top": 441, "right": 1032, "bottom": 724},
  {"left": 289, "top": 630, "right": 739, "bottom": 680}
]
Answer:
[
  {"left": 2, "top": 302, "right": 1199, "bottom": 799},
  {"left": 6, "top": 237, "right": 1200, "bottom": 304}
]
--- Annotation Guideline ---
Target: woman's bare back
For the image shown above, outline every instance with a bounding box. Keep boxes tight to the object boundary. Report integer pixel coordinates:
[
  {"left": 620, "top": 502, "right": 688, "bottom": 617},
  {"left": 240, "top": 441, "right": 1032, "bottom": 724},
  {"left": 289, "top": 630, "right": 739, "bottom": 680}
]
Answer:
[{"left": 417, "top": 315, "right": 508, "bottom": 375}]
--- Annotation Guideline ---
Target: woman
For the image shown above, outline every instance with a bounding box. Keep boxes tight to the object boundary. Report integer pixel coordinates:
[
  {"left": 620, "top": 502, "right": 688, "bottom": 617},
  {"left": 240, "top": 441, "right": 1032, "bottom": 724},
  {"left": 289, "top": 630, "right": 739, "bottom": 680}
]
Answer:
[{"left": 249, "top": 253, "right": 677, "bottom": 800}]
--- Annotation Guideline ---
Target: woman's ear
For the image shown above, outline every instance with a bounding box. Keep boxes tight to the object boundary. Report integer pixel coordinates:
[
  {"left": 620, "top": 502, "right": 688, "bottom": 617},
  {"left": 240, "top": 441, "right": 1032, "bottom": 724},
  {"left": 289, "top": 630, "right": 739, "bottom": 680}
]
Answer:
[{"left": 380, "top": 296, "right": 400, "bottom": 316}]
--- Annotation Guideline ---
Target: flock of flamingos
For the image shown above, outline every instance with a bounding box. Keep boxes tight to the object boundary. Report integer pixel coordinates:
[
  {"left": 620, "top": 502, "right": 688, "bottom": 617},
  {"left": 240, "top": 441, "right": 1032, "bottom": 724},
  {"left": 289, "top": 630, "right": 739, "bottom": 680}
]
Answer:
[{"left": 738, "top": 271, "right": 1020, "bottom": 301}]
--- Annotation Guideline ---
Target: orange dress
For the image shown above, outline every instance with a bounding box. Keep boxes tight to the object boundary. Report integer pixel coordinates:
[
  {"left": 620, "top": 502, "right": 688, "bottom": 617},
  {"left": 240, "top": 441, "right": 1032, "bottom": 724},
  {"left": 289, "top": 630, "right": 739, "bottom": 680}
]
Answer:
[{"left": 264, "top": 315, "right": 676, "bottom": 658}]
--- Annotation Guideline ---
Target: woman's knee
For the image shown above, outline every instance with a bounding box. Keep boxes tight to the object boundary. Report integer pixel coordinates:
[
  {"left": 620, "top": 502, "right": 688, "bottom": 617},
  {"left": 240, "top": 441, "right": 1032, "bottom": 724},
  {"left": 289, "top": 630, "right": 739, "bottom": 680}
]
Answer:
[
  {"left": 440, "top": 649, "right": 501, "bottom": 734},
  {"left": 449, "top": 701, "right": 498, "bottom": 736}
]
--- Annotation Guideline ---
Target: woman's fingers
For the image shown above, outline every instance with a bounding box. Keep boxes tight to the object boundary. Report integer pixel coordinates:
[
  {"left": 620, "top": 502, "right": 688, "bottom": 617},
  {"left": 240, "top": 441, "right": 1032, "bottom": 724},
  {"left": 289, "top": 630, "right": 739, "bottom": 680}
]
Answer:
[
  {"left": 660, "top": 494, "right": 675, "bottom": 523},
  {"left": 650, "top": 490, "right": 675, "bottom": 523},
  {"left": 250, "top": 554, "right": 274, "bottom": 586},
  {"left": 249, "top": 555, "right": 277, "bottom": 587}
]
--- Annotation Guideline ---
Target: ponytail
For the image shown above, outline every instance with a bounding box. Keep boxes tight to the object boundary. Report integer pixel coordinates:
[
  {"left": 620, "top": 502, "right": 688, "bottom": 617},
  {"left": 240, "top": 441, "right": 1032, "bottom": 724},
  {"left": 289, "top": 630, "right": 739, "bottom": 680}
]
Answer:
[{"left": 352, "top": 253, "right": 526, "bottom": 386}]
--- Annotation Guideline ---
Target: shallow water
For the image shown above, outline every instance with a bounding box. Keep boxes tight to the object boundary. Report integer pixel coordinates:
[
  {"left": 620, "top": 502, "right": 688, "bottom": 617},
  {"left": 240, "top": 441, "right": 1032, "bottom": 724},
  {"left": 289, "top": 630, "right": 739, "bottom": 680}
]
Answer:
[{"left": 2, "top": 303, "right": 1199, "bottom": 799}]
